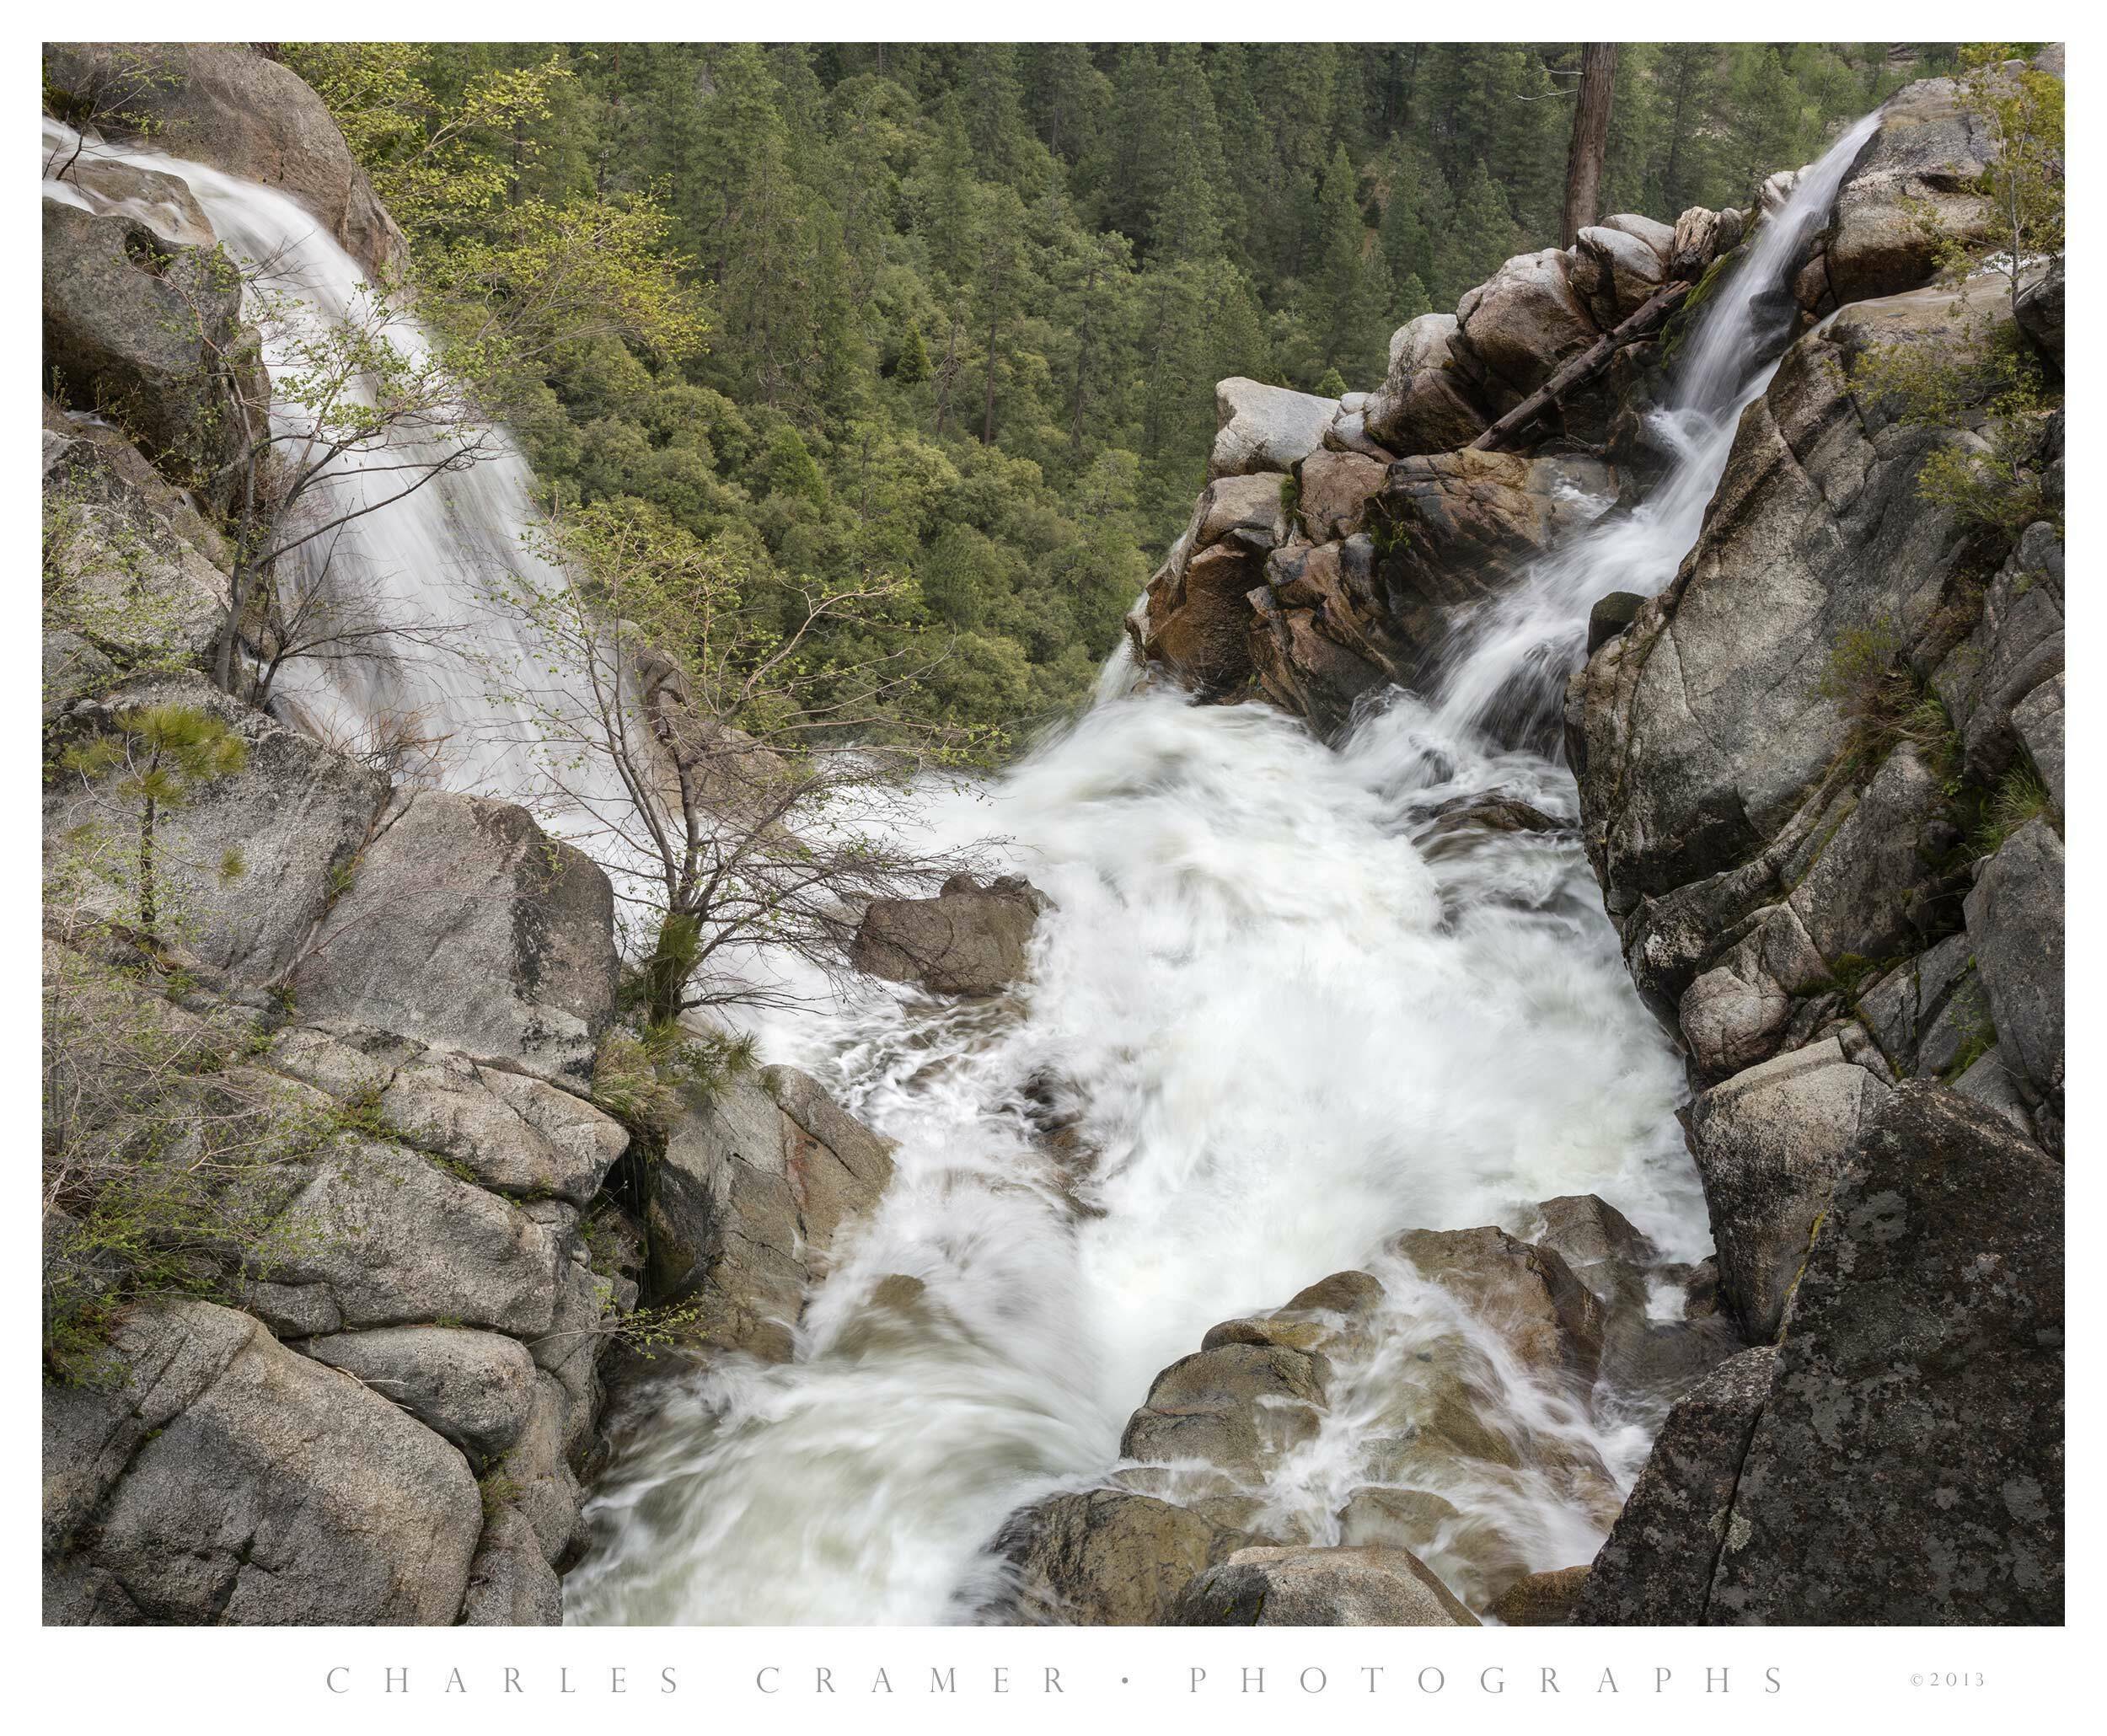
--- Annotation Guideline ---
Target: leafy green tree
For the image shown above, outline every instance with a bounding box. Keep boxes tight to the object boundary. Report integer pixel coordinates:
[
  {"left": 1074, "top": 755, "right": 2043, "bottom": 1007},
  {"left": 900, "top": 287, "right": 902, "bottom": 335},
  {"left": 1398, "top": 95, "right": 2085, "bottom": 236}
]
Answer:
[{"left": 60, "top": 705, "right": 247, "bottom": 938}]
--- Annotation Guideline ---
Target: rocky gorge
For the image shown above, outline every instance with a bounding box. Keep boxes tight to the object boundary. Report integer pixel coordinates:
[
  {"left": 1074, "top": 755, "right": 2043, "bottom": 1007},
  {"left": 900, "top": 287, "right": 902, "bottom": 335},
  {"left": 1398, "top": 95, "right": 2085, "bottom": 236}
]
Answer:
[{"left": 41, "top": 44, "right": 2061, "bottom": 1628}]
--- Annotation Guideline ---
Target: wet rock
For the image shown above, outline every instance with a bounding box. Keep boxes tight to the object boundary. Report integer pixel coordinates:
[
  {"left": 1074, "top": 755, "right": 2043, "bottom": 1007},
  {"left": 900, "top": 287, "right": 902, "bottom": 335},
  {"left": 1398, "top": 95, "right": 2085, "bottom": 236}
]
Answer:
[
  {"left": 1130, "top": 474, "right": 1295, "bottom": 697},
  {"left": 1387, "top": 1225, "right": 1604, "bottom": 1387},
  {"left": 1569, "top": 283, "right": 1993, "bottom": 924},
  {"left": 1686, "top": 1038, "right": 1889, "bottom": 1342},
  {"left": 45, "top": 44, "right": 405, "bottom": 277},
  {"left": 1708, "top": 1084, "right": 2063, "bottom": 1622},
  {"left": 1373, "top": 450, "right": 1611, "bottom": 673},
  {"left": 850, "top": 872, "right": 1047, "bottom": 997},
  {"left": 43, "top": 1299, "right": 480, "bottom": 1624},
  {"left": 51, "top": 154, "right": 214, "bottom": 247},
  {"left": 645, "top": 1064, "right": 894, "bottom": 1361},
  {"left": 1571, "top": 1346, "right": 1777, "bottom": 1624},
  {"left": 1169, "top": 1544, "right": 1478, "bottom": 1626},
  {"left": 1120, "top": 1342, "right": 1329, "bottom": 1478},
  {"left": 1523, "top": 1195, "right": 1654, "bottom": 1294},
  {"left": 990, "top": 1489, "right": 1251, "bottom": 1625},
  {"left": 1585, "top": 590, "right": 1644, "bottom": 655},
  {"left": 1209, "top": 378, "right": 1337, "bottom": 480},
  {"left": 1486, "top": 1564, "right": 1590, "bottom": 1626},
  {"left": 290, "top": 788, "right": 619, "bottom": 1086}
]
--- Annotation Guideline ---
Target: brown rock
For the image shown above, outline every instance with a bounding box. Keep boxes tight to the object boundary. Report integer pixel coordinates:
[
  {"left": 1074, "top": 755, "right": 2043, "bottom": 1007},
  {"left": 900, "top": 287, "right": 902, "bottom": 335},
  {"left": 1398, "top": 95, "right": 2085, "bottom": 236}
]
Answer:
[
  {"left": 851, "top": 873, "right": 1047, "bottom": 997},
  {"left": 1486, "top": 1564, "right": 1590, "bottom": 1626}
]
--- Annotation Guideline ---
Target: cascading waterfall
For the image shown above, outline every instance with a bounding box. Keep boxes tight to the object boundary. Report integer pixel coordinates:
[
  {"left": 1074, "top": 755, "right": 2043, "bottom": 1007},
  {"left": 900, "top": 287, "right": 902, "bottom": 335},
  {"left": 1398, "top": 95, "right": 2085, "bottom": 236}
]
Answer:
[
  {"left": 42, "top": 118, "right": 588, "bottom": 804},
  {"left": 45, "top": 103, "right": 1880, "bottom": 1626},
  {"left": 564, "top": 118, "right": 1883, "bottom": 1625}
]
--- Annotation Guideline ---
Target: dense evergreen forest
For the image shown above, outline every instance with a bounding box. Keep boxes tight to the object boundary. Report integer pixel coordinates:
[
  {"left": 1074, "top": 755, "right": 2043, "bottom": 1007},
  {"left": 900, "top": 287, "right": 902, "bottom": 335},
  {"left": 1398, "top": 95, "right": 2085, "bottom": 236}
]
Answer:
[{"left": 286, "top": 42, "right": 1954, "bottom": 737}]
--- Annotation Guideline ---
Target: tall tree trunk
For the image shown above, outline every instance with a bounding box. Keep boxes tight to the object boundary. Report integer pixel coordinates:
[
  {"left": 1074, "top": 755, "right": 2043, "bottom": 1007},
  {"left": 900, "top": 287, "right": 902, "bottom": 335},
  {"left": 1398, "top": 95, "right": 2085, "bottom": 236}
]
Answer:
[
  {"left": 1560, "top": 45, "right": 1618, "bottom": 248},
  {"left": 137, "top": 794, "right": 158, "bottom": 936}
]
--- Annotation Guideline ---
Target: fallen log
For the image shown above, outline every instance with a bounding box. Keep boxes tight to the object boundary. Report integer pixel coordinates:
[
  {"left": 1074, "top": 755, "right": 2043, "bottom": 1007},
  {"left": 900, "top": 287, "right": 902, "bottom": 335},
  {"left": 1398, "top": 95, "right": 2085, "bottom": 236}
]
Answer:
[{"left": 1468, "top": 279, "right": 1691, "bottom": 453}]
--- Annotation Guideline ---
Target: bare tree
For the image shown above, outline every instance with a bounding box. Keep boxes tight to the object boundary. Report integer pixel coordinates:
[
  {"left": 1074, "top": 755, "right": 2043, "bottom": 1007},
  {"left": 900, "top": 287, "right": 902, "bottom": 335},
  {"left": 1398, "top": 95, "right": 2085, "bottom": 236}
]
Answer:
[
  {"left": 479, "top": 502, "right": 989, "bottom": 1026},
  {"left": 1560, "top": 45, "right": 1619, "bottom": 248}
]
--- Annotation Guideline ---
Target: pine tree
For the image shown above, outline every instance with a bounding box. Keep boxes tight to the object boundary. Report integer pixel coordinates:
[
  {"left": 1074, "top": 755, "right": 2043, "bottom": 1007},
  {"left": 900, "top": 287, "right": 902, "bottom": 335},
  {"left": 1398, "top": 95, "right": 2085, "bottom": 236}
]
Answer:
[
  {"left": 1308, "top": 144, "right": 1383, "bottom": 379},
  {"left": 1395, "top": 271, "right": 1433, "bottom": 324},
  {"left": 895, "top": 319, "right": 931, "bottom": 383},
  {"left": 1432, "top": 164, "right": 1521, "bottom": 309}
]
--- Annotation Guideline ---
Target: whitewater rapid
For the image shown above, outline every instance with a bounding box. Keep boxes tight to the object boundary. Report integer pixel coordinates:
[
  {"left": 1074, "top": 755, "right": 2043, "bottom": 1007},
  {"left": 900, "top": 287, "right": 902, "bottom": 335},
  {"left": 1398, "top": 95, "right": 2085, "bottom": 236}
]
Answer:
[
  {"left": 43, "top": 97, "right": 1881, "bottom": 1626},
  {"left": 564, "top": 111, "right": 1884, "bottom": 1626}
]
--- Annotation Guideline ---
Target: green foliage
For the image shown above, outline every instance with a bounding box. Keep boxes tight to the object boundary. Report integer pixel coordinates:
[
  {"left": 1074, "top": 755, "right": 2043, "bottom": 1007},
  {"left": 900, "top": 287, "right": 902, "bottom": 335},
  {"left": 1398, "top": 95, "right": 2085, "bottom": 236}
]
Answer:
[
  {"left": 59, "top": 704, "right": 247, "bottom": 938},
  {"left": 291, "top": 40, "right": 1923, "bottom": 737},
  {"left": 1973, "top": 763, "right": 2056, "bottom": 857},
  {"left": 41, "top": 950, "right": 330, "bottom": 1384},
  {"left": 591, "top": 1020, "right": 756, "bottom": 1138},
  {"left": 1844, "top": 46, "right": 2063, "bottom": 542}
]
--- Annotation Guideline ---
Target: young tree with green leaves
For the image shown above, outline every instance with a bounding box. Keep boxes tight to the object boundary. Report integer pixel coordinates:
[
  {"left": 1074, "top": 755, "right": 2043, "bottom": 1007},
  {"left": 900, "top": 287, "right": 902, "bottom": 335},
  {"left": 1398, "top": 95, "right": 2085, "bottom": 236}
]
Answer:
[{"left": 58, "top": 703, "right": 247, "bottom": 940}]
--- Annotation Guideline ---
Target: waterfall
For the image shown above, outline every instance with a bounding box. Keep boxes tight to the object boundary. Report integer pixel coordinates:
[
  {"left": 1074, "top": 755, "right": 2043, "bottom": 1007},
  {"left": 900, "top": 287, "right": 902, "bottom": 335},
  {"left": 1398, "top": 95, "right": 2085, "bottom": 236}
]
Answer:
[
  {"left": 1416, "top": 110, "right": 1883, "bottom": 751},
  {"left": 43, "top": 118, "right": 582, "bottom": 803},
  {"left": 564, "top": 121, "right": 1885, "bottom": 1626},
  {"left": 44, "top": 104, "right": 1879, "bottom": 1625}
]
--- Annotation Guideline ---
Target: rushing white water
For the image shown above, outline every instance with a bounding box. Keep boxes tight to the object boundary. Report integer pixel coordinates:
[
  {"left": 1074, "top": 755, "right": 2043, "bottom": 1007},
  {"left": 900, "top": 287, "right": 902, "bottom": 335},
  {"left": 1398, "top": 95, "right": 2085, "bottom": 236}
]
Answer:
[
  {"left": 43, "top": 118, "right": 576, "bottom": 800},
  {"left": 1426, "top": 110, "right": 1882, "bottom": 750},
  {"left": 565, "top": 118, "right": 1883, "bottom": 1626},
  {"left": 44, "top": 103, "right": 1878, "bottom": 1626}
]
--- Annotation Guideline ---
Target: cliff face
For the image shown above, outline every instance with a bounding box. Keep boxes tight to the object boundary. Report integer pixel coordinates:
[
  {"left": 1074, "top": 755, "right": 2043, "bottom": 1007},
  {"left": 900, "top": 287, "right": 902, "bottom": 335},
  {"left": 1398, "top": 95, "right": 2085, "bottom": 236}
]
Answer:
[
  {"left": 1123, "top": 68, "right": 2064, "bottom": 1626},
  {"left": 40, "top": 44, "right": 893, "bottom": 1626},
  {"left": 1565, "top": 300, "right": 2064, "bottom": 1621}
]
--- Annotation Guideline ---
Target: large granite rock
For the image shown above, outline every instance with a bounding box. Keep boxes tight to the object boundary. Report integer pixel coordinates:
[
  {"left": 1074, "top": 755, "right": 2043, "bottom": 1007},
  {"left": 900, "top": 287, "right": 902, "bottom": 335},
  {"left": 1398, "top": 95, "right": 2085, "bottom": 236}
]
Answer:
[
  {"left": 645, "top": 1063, "right": 895, "bottom": 1360},
  {"left": 850, "top": 873, "right": 1046, "bottom": 997},
  {"left": 41, "top": 405, "right": 228, "bottom": 711},
  {"left": 1963, "top": 817, "right": 2065, "bottom": 1115},
  {"left": 300, "top": 1325, "right": 539, "bottom": 1468},
  {"left": 44, "top": 1299, "right": 481, "bottom": 1624},
  {"left": 1686, "top": 1038, "right": 1890, "bottom": 1342},
  {"left": 1815, "top": 76, "right": 2002, "bottom": 310},
  {"left": 1169, "top": 1544, "right": 1478, "bottom": 1626},
  {"left": 1362, "top": 314, "right": 1491, "bottom": 456},
  {"left": 1453, "top": 249, "right": 1601, "bottom": 406},
  {"left": 44, "top": 673, "right": 389, "bottom": 981},
  {"left": 1707, "top": 1085, "right": 2063, "bottom": 1622},
  {"left": 1571, "top": 1347, "right": 1778, "bottom": 1624},
  {"left": 990, "top": 1489, "right": 1251, "bottom": 1625},
  {"left": 290, "top": 789, "right": 619, "bottom": 1086},
  {"left": 1209, "top": 378, "right": 1336, "bottom": 480},
  {"left": 270, "top": 1024, "right": 630, "bottom": 1207},
  {"left": 45, "top": 43, "right": 405, "bottom": 277},
  {"left": 42, "top": 199, "right": 255, "bottom": 506}
]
